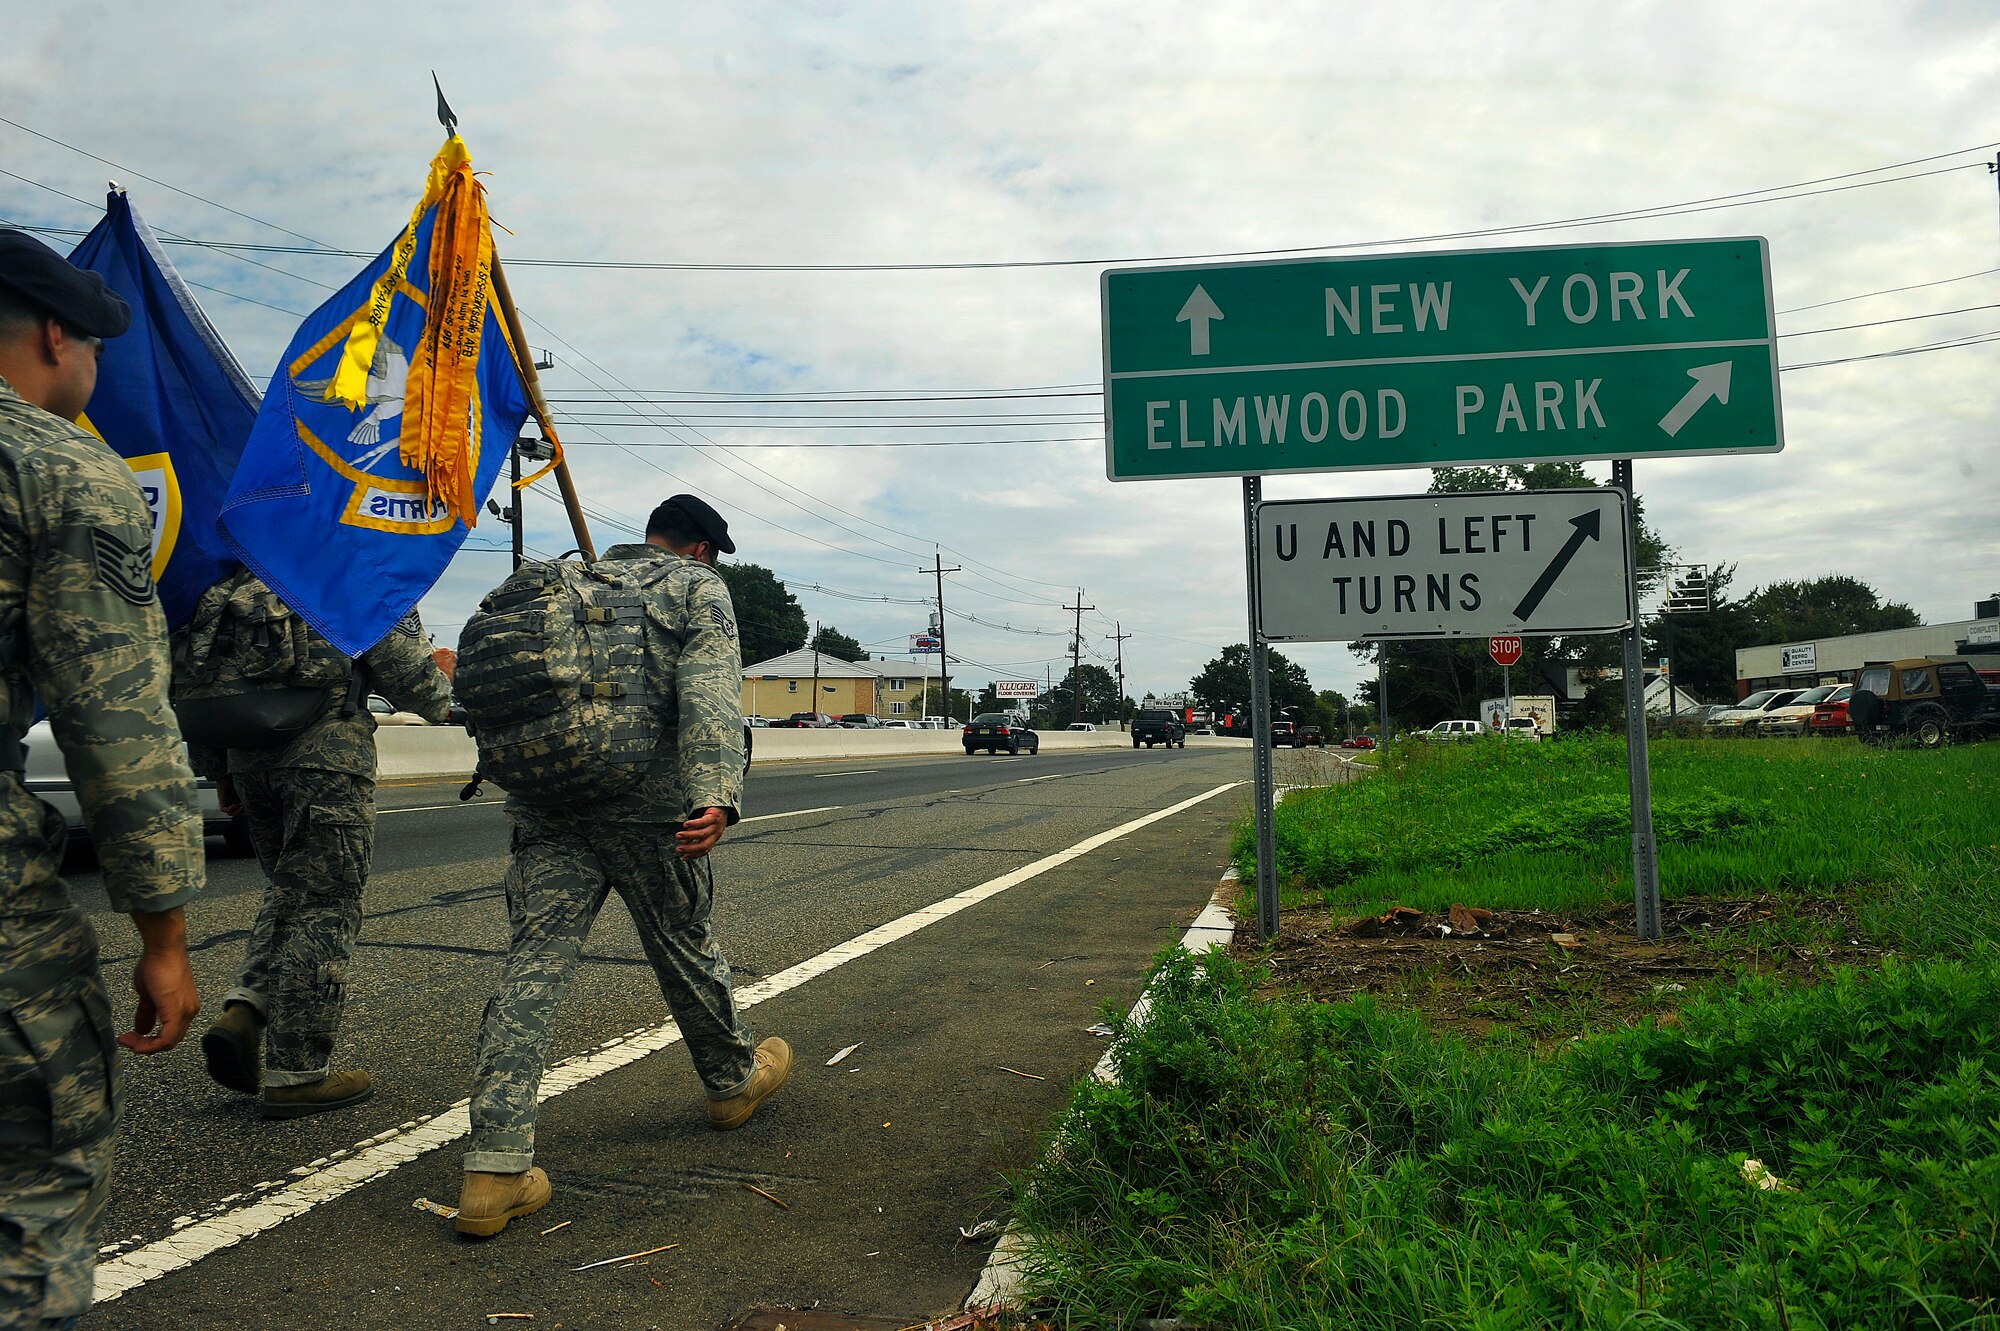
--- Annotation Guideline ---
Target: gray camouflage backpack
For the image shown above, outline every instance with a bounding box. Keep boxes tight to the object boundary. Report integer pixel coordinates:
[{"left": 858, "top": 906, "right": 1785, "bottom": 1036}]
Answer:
[
  {"left": 171, "top": 569, "right": 361, "bottom": 750},
  {"left": 454, "top": 558, "right": 665, "bottom": 805}
]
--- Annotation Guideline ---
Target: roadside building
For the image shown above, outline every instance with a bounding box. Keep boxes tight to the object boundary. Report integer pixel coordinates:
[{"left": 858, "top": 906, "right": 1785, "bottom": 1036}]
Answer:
[
  {"left": 741, "top": 649, "right": 944, "bottom": 720},
  {"left": 1733, "top": 596, "right": 1999, "bottom": 697}
]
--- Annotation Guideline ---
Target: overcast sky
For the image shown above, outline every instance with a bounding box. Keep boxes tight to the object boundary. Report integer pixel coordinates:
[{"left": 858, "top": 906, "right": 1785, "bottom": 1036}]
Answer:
[{"left": 6, "top": 2, "right": 1997, "bottom": 704}]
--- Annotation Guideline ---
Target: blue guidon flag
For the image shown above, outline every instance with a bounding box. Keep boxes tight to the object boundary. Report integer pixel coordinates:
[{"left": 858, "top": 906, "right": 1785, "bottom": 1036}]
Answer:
[
  {"left": 68, "top": 191, "right": 259, "bottom": 630},
  {"left": 218, "top": 139, "right": 532, "bottom": 657}
]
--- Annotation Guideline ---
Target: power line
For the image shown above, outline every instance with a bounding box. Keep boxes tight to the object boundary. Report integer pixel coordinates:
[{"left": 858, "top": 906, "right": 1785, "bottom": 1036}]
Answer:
[{"left": 7, "top": 127, "right": 1992, "bottom": 272}]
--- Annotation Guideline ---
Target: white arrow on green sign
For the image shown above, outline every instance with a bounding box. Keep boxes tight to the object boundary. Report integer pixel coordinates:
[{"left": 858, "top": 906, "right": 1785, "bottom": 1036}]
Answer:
[{"left": 1101, "top": 238, "right": 1781, "bottom": 481}]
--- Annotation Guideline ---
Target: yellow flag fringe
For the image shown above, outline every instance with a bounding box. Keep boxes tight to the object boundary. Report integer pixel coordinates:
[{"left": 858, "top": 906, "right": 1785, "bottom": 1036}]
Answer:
[{"left": 330, "top": 135, "right": 493, "bottom": 528}]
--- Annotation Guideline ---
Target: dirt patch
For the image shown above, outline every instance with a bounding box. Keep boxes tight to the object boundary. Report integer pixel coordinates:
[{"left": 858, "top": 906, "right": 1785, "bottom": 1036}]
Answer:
[{"left": 1232, "top": 895, "right": 1887, "bottom": 1045}]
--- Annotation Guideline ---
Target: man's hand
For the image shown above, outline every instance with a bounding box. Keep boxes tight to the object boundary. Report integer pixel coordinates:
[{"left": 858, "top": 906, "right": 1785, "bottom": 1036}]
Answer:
[
  {"left": 119, "top": 908, "right": 200, "bottom": 1054},
  {"left": 674, "top": 807, "right": 729, "bottom": 860},
  {"left": 215, "top": 775, "right": 244, "bottom": 818}
]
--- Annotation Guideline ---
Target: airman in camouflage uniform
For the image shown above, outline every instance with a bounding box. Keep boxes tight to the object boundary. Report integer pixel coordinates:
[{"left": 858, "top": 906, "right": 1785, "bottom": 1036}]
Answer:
[
  {"left": 0, "top": 231, "right": 204, "bottom": 1326},
  {"left": 457, "top": 495, "right": 789, "bottom": 1238},
  {"left": 186, "top": 572, "right": 452, "bottom": 1118}
]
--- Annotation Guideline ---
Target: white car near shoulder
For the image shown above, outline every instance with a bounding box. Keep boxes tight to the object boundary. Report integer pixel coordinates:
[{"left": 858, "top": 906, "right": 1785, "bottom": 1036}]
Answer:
[
  {"left": 1066, "top": 722, "right": 1095, "bottom": 732},
  {"left": 23, "top": 720, "right": 250, "bottom": 855}
]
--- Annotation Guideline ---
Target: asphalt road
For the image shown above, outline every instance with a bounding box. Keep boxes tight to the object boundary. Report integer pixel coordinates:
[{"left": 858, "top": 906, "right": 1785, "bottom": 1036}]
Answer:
[{"left": 68, "top": 743, "right": 1254, "bottom": 1329}]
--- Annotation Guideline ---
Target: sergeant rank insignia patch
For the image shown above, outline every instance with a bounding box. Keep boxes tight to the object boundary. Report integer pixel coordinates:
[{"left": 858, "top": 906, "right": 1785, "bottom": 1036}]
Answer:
[{"left": 91, "top": 528, "right": 157, "bottom": 606}]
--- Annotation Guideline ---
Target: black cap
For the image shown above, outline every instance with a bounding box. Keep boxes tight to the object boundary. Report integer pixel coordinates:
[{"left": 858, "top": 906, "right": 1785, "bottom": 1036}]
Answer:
[
  {"left": 0, "top": 230, "right": 131, "bottom": 340},
  {"left": 653, "top": 493, "right": 735, "bottom": 555}
]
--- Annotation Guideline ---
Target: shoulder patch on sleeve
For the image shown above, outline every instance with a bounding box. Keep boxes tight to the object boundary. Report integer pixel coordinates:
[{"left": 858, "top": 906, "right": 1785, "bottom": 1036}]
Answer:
[
  {"left": 91, "top": 527, "right": 156, "bottom": 606},
  {"left": 708, "top": 604, "right": 735, "bottom": 638},
  {"left": 392, "top": 609, "right": 422, "bottom": 638}
]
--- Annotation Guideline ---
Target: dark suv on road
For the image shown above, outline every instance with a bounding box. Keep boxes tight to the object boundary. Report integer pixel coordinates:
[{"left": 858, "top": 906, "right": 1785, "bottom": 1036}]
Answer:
[{"left": 1131, "top": 708, "right": 1186, "bottom": 749}]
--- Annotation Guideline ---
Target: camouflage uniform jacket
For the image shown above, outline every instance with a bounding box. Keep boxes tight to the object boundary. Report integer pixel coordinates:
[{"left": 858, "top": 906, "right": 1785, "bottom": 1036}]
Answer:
[
  {"left": 180, "top": 573, "right": 454, "bottom": 780},
  {"left": 531, "top": 543, "right": 746, "bottom": 825},
  {"left": 0, "top": 376, "right": 201, "bottom": 1001}
]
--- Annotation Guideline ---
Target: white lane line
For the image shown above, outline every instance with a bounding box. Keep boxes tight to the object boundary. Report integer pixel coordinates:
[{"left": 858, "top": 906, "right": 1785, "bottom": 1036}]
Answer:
[
  {"left": 379, "top": 801, "right": 505, "bottom": 815},
  {"left": 1015, "top": 774, "right": 1064, "bottom": 785},
  {"left": 811, "top": 769, "right": 880, "bottom": 778},
  {"left": 92, "top": 780, "right": 1243, "bottom": 1305},
  {"left": 380, "top": 804, "right": 838, "bottom": 823},
  {"left": 738, "top": 805, "right": 839, "bottom": 824}
]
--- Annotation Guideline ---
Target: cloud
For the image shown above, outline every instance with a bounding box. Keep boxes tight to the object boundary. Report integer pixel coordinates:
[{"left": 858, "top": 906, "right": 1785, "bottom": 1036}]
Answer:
[{"left": 5, "top": 0, "right": 1997, "bottom": 705}]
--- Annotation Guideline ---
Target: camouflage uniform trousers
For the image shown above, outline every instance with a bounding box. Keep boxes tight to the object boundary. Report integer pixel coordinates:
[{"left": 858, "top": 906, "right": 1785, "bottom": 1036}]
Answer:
[
  {"left": 221, "top": 767, "right": 374, "bottom": 1085},
  {"left": 0, "top": 930, "right": 117, "bottom": 1330},
  {"left": 464, "top": 806, "right": 756, "bottom": 1173}
]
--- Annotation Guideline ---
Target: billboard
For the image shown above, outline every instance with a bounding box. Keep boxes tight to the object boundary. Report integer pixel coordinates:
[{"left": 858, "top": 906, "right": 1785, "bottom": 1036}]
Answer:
[{"left": 994, "top": 680, "right": 1040, "bottom": 699}]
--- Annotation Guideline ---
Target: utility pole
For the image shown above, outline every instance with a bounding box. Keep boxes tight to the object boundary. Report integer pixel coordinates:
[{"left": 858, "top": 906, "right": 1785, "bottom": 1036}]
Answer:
[
  {"left": 921, "top": 552, "right": 961, "bottom": 724},
  {"left": 811, "top": 621, "right": 821, "bottom": 715},
  {"left": 1064, "top": 591, "right": 1095, "bottom": 727},
  {"left": 1106, "top": 621, "right": 1131, "bottom": 731}
]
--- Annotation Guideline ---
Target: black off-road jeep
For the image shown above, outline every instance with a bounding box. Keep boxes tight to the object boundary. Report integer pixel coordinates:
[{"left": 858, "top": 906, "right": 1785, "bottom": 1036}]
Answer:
[{"left": 1846, "top": 657, "right": 2000, "bottom": 748}]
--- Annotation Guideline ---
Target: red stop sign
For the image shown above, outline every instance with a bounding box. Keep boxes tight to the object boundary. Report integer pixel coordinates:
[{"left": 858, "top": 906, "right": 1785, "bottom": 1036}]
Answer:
[{"left": 1489, "top": 635, "right": 1523, "bottom": 667}]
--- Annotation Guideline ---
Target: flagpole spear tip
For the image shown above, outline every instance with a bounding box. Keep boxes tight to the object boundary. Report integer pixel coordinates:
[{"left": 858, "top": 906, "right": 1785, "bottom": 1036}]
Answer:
[{"left": 431, "top": 71, "right": 458, "bottom": 136}]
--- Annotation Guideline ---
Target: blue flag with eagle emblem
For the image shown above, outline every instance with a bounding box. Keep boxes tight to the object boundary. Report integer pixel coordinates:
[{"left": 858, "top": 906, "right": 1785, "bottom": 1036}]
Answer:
[
  {"left": 67, "top": 191, "right": 259, "bottom": 631},
  {"left": 218, "top": 142, "right": 531, "bottom": 658}
]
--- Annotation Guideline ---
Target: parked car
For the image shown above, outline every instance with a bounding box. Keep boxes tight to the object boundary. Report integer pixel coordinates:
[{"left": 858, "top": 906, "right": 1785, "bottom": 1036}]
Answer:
[
  {"left": 745, "top": 716, "right": 771, "bottom": 728},
  {"left": 1423, "top": 719, "right": 1485, "bottom": 741},
  {"left": 1848, "top": 658, "right": 2000, "bottom": 748},
  {"left": 774, "top": 712, "right": 838, "bottom": 728},
  {"left": 1489, "top": 716, "right": 1542, "bottom": 741},
  {"left": 1341, "top": 734, "right": 1380, "bottom": 750},
  {"left": 1809, "top": 692, "right": 1852, "bottom": 736},
  {"left": 1751, "top": 684, "right": 1848, "bottom": 737},
  {"left": 367, "top": 694, "right": 428, "bottom": 726},
  {"left": 1703, "top": 689, "right": 1801, "bottom": 737},
  {"left": 1066, "top": 722, "right": 1095, "bottom": 732},
  {"left": 1130, "top": 708, "right": 1186, "bottom": 749},
  {"left": 836, "top": 714, "right": 884, "bottom": 729},
  {"left": 1296, "top": 725, "right": 1326, "bottom": 747},
  {"left": 964, "top": 713, "right": 1039, "bottom": 755},
  {"left": 882, "top": 719, "right": 916, "bottom": 729},
  {"left": 23, "top": 720, "right": 250, "bottom": 855}
]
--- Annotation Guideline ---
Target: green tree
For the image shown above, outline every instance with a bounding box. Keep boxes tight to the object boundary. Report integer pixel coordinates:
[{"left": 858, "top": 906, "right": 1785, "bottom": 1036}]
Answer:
[
  {"left": 715, "top": 562, "right": 807, "bottom": 666},
  {"left": 810, "top": 625, "right": 866, "bottom": 663},
  {"left": 1190, "top": 645, "right": 1317, "bottom": 723},
  {"left": 1031, "top": 665, "right": 1122, "bottom": 727},
  {"left": 1643, "top": 563, "right": 1750, "bottom": 702},
  {"left": 1739, "top": 575, "right": 1921, "bottom": 644},
  {"left": 1315, "top": 688, "right": 1350, "bottom": 736}
]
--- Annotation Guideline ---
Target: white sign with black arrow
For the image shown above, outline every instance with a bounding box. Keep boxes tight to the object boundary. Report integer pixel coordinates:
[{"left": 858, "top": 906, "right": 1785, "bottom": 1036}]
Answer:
[{"left": 1256, "top": 488, "right": 1634, "bottom": 642}]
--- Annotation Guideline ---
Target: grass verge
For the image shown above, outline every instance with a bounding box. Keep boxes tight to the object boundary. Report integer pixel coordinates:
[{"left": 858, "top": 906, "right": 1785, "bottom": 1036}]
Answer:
[
  {"left": 1234, "top": 735, "right": 2000, "bottom": 935},
  {"left": 1011, "top": 947, "right": 2000, "bottom": 1329}
]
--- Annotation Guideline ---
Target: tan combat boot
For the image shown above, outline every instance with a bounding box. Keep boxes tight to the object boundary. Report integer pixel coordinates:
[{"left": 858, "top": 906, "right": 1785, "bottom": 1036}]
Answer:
[
  {"left": 708, "top": 1037, "right": 792, "bottom": 1130},
  {"left": 261, "top": 1069, "right": 374, "bottom": 1119},
  {"left": 456, "top": 1168, "right": 552, "bottom": 1238},
  {"left": 200, "top": 1001, "right": 264, "bottom": 1094}
]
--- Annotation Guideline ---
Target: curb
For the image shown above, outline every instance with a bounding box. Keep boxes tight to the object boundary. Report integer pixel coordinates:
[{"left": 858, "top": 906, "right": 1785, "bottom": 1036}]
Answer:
[{"left": 964, "top": 876, "right": 1239, "bottom": 1312}]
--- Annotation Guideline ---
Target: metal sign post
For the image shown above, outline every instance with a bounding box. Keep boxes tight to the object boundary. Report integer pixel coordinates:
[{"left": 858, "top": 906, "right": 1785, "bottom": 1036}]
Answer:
[
  {"left": 1242, "top": 476, "right": 1279, "bottom": 941},
  {"left": 1613, "top": 459, "right": 1662, "bottom": 939}
]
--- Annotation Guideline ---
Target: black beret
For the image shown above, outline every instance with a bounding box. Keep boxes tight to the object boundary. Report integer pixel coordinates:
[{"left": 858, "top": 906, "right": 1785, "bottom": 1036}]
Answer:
[
  {"left": 656, "top": 493, "right": 735, "bottom": 555},
  {"left": 0, "top": 230, "right": 131, "bottom": 340}
]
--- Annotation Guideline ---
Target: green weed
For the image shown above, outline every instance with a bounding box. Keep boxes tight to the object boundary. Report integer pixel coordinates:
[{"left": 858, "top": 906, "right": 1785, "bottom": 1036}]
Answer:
[
  {"left": 1012, "top": 946, "right": 2000, "bottom": 1329},
  {"left": 1234, "top": 736, "right": 2000, "bottom": 948}
]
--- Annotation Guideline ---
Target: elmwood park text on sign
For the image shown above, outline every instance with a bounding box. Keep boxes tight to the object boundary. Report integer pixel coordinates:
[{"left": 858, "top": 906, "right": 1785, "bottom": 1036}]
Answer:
[{"left": 1103, "top": 238, "right": 1779, "bottom": 481}]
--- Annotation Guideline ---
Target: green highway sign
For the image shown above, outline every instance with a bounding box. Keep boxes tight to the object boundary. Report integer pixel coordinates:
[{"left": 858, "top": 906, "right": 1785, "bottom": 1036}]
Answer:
[{"left": 1101, "top": 238, "right": 1781, "bottom": 481}]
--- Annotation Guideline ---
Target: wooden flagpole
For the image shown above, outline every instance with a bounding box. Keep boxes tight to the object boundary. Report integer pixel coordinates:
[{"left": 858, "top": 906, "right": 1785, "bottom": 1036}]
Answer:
[{"left": 488, "top": 254, "right": 596, "bottom": 561}]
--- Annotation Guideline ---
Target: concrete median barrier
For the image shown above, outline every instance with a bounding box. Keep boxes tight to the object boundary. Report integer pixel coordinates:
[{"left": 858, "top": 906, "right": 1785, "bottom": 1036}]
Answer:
[{"left": 374, "top": 724, "right": 1243, "bottom": 780}]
